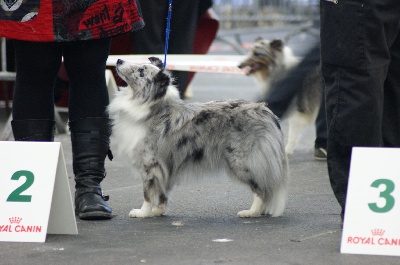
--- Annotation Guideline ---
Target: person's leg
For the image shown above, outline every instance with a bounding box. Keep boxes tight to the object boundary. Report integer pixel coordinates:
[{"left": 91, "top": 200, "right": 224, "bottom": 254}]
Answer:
[
  {"left": 382, "top": 30, "right": 400, "bottom": 147},
  {"left": 167, "top": 0, "right": 201, "bottom": 98},
  {"left": 12, "top": 41, "right": 62, "bottom": 141},
  {"left": 63, "top": 39, "right": 111, "bottom": 120},
  {"left": 131, "top": 0, "right": 165, "bottom": 54},
  {"left": 63, "top": 38, "right": 113, "bottom": 220},
  {"left": 320, "top": 0, "right": 392, "bottom": 221},
  {"left": 323, "top": 64, "right": 388, "bottom": 218},
  {"left": 314, "top": 84, "right": 327, "bottom": 160}
]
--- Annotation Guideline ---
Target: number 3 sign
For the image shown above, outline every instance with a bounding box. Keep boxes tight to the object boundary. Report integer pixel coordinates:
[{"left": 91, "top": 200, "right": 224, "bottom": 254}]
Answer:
[
  {"left": 0, "top": 142, "right": 77, "bottom": 242},
  {"left": 341, "top": 147, "right": 400, "bottom": 256}
]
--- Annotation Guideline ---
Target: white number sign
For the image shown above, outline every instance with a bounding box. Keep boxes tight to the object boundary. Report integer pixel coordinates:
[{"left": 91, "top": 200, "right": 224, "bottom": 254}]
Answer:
[{"left": 0, "top": 142, "right": 77, "bottom": 242}]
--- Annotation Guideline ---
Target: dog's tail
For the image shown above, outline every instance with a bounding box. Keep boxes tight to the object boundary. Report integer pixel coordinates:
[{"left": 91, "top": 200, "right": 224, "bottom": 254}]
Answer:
[{"left": 249, "top": 132, "right": 288, "bottom": 217}]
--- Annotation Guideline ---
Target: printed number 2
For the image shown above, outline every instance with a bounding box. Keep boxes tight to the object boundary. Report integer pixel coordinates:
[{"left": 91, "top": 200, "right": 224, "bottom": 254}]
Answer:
[
  {"left": 6, "top": 170, "right": 34, "bottom": 202},
  {"left": 368, "top": 179, "right": 395, "bottom": 213}
]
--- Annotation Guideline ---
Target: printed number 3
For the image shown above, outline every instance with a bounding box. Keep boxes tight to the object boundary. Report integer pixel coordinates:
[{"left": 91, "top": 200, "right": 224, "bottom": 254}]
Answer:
[
  {"left": 368, "top": 179, "right": 395, "bottom": 213},
  {"left": 6, "top": 170, "right": 34, "bottom": 202}
]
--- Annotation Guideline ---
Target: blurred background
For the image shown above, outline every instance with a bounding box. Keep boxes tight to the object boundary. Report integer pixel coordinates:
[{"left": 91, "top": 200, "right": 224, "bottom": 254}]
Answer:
[
  {"left": 1, "top": 0, "right": 320, "bottom": 138},
  {"left": 209, "top": 0, "right": 319, "bottom": 56},
  {"left": 214, "top": 0, "right": 319, "bottom": 29}
]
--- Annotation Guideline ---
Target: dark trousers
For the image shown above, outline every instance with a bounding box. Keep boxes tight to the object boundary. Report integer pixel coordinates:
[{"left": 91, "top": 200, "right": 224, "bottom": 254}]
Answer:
[
  {"left": 320, "top": 0, "right": 400, "bottom": 217},
  {"left": 132, "top": 0, "right": 212, "bottom": 98},
  {"left": 12, "top": 38, "right": 111, "bottom": 121},
  {"left": 266, "top": 43, "right": 327, "bottom": 149}
]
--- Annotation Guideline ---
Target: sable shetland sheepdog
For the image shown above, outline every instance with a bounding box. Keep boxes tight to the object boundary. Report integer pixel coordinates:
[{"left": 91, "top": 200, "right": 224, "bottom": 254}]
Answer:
[
  {"left": 108, "top": 57, "right": 288, "bottom": 218},
  {"left": 238, "top": 39, "right": 322, "bottom": 155}
]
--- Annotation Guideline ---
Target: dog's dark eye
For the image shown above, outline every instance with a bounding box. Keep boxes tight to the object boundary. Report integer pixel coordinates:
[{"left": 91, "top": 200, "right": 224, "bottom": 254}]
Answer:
[{"left": 139, "top": 68, "right": 144, "bottom": 77}]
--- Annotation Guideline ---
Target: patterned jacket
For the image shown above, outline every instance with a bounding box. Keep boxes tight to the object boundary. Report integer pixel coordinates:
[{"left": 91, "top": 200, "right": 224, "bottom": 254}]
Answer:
[{"left": 0, "top": 0, "right": 144, "bottom": 41}]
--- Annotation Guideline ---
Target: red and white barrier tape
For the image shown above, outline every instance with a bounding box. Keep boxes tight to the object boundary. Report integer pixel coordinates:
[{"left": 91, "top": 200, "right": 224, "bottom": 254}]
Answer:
[{"left": 107, "top": 54, "right": 247, "bottom": 74}]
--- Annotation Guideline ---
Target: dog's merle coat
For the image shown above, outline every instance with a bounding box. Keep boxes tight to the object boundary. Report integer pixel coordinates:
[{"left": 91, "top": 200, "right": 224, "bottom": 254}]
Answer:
[{"left": 108, "top": 57, "right": 288, "bottom": 218}]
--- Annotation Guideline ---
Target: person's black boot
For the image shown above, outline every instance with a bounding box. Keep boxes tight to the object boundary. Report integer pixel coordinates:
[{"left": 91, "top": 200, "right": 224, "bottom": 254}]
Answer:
[
  {"left": 11, "top": 119, "right": 55, "bottom": 141},
  {"left": 69, "top": 117, "right": 113, "bottom": 220}
]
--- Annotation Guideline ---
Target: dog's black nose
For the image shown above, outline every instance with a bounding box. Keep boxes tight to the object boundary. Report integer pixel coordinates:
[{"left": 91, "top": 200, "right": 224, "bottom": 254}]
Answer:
[{"left": 116, "top": 59, "right": 124, "bottom": 66}]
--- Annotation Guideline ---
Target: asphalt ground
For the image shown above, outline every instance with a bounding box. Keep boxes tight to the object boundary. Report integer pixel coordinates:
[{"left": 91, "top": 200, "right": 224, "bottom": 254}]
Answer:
[{"left": 1, "top": 30, "right": 399, "bottom": 264}]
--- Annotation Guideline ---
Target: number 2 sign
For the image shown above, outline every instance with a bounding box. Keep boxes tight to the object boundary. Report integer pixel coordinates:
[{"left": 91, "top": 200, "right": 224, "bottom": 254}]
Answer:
[
  {"left": 7, "top": 170, "right": 35, "bottom": 203},
  {"left": 0, "top": 142, "right": 77, "bottom": 242},
  {"left": 341, "top": 147, "right": 400, "bottom": 257}
]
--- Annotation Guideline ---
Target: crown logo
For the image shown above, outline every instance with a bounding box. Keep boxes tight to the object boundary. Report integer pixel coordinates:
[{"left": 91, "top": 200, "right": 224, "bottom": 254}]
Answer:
[
  {"left": 371, "top": 229, "right": 385, "bottom": 236},
  {"left": 9, "top": 217, "right": 22, "bottom": 224}
]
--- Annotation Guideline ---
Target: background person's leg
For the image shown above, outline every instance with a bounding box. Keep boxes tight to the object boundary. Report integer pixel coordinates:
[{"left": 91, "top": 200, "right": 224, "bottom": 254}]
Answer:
[{"left": 11, "top": 41, "right": 62, "bottom": 141}]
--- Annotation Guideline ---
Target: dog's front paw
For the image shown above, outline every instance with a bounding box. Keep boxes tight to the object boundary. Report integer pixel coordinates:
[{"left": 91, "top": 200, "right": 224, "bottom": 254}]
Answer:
[
  {"left": 237, "top": 210, "right": 262, "bottom": 218},
  {"left": 129, "top": 208, "right": 154, "bottom": 218}
]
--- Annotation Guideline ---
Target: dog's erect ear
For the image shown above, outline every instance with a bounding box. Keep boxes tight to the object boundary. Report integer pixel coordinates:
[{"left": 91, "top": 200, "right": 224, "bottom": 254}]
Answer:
[
  {"left": 270, "top": 39, "right": 283, "bottom": 51},
  {"left": 254, "top": 36, "right": 263, "bottom": 42},
  {"left": 148, "top": 57, "right": 164, "bottom": 69}
]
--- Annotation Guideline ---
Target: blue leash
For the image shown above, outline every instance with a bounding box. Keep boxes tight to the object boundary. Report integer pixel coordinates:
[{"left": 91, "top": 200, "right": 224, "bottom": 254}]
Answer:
[{"left": 164, "top": 0, "right": 173, "bottom": 68}]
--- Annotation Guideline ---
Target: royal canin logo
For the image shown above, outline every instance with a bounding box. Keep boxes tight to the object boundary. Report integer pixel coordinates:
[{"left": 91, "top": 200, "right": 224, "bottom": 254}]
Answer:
[
  {"left": 346, "top": 228, "right": 400, "bottom": 246},
  {"left": 0, "top": 217, "right": 42, "bottom": 233}
]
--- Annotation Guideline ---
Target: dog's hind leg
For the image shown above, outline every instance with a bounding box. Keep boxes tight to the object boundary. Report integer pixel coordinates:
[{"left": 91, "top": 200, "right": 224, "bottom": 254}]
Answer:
[
  {"left": 264, "top": 184, "right": 287, "bottom": 217},
  {"left": 226, "top": 156, "right": 267, "bottom": 217},
  {"left": 152, "top": 194, "right": 168, "bottom": 217},
  {"left": 237, "top": 193, "right": 266, "bottom": 218}
]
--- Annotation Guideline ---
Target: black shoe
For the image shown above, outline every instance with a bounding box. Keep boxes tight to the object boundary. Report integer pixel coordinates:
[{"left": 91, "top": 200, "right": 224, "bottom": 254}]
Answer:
[
  {"left": 75, "top": 188, "right": 112, "bottom": 220},
  {"left": 314, "top": 147, "right": 327, "bottom": 161}
]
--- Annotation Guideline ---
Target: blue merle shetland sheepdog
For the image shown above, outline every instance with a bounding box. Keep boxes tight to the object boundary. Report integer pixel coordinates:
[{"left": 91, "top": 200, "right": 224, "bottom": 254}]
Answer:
[{"left": 108, "top": 57, "right": 288, "bottom": 218}]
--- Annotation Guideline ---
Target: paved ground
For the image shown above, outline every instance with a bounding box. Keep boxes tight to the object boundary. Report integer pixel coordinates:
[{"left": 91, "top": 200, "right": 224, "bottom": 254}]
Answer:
[
  {"left": 1, "top": 71, "right": 399, "bottom": 265},
  {"left": 1, "top": 30, "right": 399, "bottom": 264}
]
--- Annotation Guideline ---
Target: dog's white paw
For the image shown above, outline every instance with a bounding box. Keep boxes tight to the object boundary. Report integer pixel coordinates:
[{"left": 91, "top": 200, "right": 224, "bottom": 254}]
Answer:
[
  {"left": 152, "top": 205, "right": 166, "bottom": 217},
  {"left": 237, "top": 210, "right": 261, "bottom": 218},
  {"left": 129, "top": 208, "right": 153, "bottom": 218}
]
